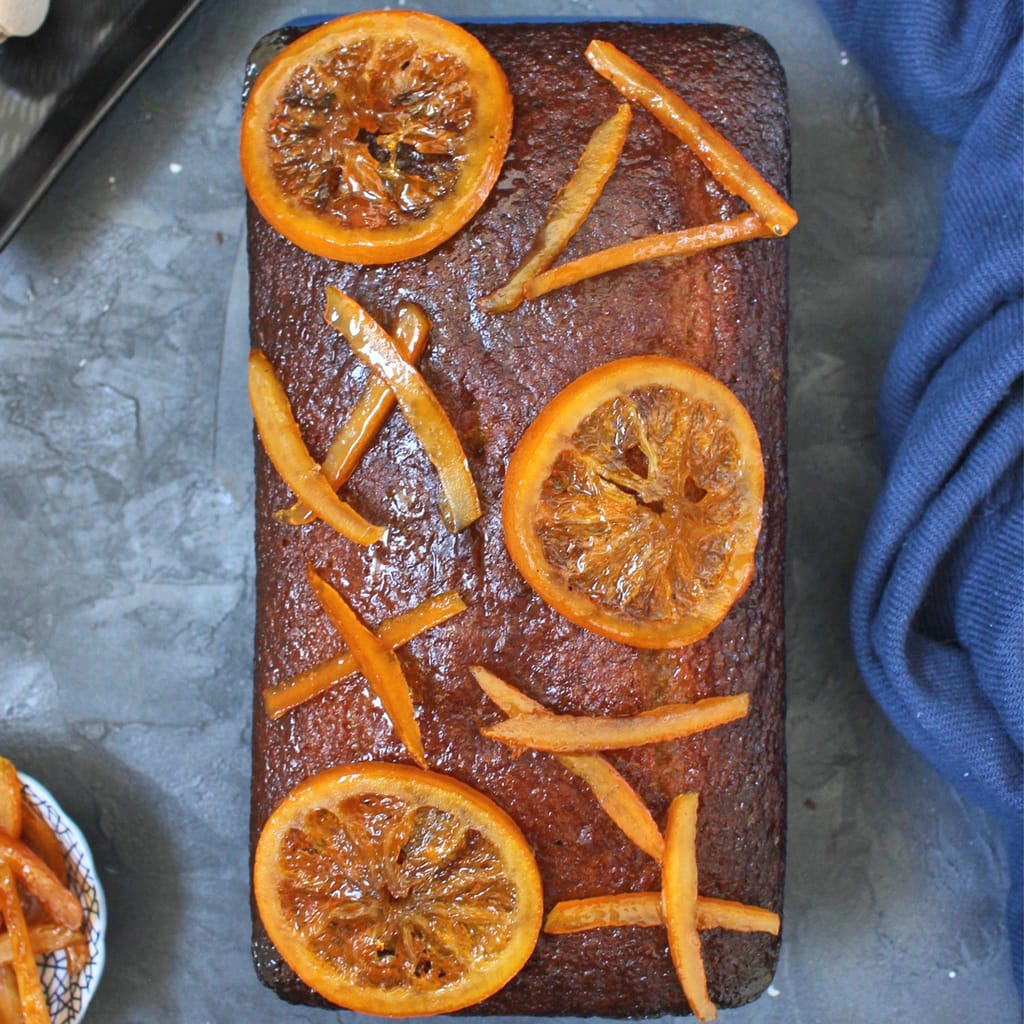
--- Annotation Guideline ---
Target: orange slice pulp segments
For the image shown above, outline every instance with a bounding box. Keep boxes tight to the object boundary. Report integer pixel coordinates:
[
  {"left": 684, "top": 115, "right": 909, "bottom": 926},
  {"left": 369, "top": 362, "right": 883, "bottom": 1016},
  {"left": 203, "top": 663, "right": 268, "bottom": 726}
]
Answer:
[
  {"left": 277, "top": 302, "right": 431, "bottom": 526},
  {"left": 306, "top": 565, "right": 426, "bottom": 768},
  {"left": 543, "top": 892, "right": 779, "bottom": 936},
  {"left": 662, "top": 793, "right": 716, "bottom": 1022},
  {"left": 253, "top": 763, "right": 543, "bottom": 1016},
  {"left": 249, "top": 349, "right": 384, "bottom": 545},
  {"left": 585, "top": 39, "right": 798, "bottom": 237},
  {"left": 524, "top": 211, "right": 772, "bottom": 300},
  {"left": 502, "top": 356, "right": 764, "bottom": 648},
  {"left": 479, "top": 103, "right": 632, "bottom": 313},
  {"left": 324, "top": 286, "right": 482, "bottom": 532},
  {"left": 470, "top": 666, "right": 664, "bottom": 862},
  {"left": 480, "top": 693, "right": 748, "bottom": 753},
  {"left": 264, "top": 590, "right": 466, "bottom": 720},
  {"left": 240, "top": 10, "right": 513, "bottom": 264}
]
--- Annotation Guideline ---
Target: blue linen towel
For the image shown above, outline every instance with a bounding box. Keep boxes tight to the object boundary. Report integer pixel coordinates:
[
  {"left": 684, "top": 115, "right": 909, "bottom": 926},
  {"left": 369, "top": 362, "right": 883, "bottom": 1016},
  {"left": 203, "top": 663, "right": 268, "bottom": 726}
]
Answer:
[{"left": 817, "top": 0, "right": 1023, "bottom": 989}]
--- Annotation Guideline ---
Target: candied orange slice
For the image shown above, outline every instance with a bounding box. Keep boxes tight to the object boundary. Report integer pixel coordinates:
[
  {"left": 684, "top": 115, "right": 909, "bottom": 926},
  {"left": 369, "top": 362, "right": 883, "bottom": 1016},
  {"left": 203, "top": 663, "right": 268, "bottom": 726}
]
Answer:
[
  {"left": 503, "top": 356, "right": 764, "bottom": 648},
  {"left": 306, "top": 565, "right": 426, "bottom": 768},
  {"left": 240, "top": 11, "right": 513, "bottom": 264},
  {"left": 479, "top": 104, "right": 632, "bottom": 313},
  {"left": 480, "top": 694, "right": 748, "bottom": 753},
  {"left": 265, "top": 590, "right": 466, "bottom": 720},
  {"left": 249, "top": 349, "right": 384, "bottom": 545},
  {"left": 470, "top": 666, "right": 664, "bottom": 861},
  {"left": 586, "top": 39, "right": 798, "bottom": 237},
  {"left": 524, "top": 211, "right": 772, "bottom": 300},
  {"left": 325, "top": 286, "right": 482, "bottom": 532},
  {"left": 253, "top": 763, "right": 543, "bottom": 1016},
  {"left": 277, "top": 302, "right": 431, "bottom": 526}
]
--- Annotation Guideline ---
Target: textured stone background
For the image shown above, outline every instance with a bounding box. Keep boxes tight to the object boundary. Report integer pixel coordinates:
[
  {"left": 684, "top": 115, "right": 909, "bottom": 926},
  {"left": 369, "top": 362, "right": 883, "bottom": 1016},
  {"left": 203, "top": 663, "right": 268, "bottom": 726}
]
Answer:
[{"left": 0, "top": 1, "right": 1016, "bottom": 1022}]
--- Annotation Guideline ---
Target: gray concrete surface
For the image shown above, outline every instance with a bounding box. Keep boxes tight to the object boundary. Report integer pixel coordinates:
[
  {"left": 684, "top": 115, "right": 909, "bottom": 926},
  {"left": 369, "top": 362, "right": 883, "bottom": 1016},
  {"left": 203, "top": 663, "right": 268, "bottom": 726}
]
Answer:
[{"left": 0, "top": 1, "right": 1017, "bottom": 1022}]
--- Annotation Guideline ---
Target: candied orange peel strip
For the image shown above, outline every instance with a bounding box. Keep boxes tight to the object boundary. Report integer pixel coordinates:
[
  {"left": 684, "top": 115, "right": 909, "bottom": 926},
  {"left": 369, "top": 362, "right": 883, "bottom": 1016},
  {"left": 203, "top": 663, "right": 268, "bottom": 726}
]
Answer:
[
  {"left": 0, "top": 759, "right": 20, "bottom": 838},
  {"left": 249, "top": 348, "right": 384, "bottom": 545},
  {"left": 480, "top": 104, "right": 632, "bottom": 313},
  {"left": 544, "top": 891, "right": 779, "bottom": 936},
  {"left": 324, "top": 286, "right": 482, "bottom": 533},
  {"left": 0, "top": 759, "right": 48, "bottom": 1024},
  {"left": 277, "top": 302, "right": 431, "bottom": 526},
  {"left": 545, "top": 892, "right": 663, "bottom": 933},
  {"left": 663, "top": 793, "right": 716, "bottom": 1021},
  {"left": 0, "top": 923, "right": 85, "bottom": 968},
  {"left": 695, "top": 896, "right": 781, "bottom": 936},
  {"left": 541, "top": 792, "right": 780, "bottom": 1022},
  {"left": 19, "top": 800, "right": 67, "bottom": 885},
  {"left": 471, "top": 666, "right": 664, "bottom": 861},
  {"left": 586, "top": 39, "right": 798, "bottom": 236},
  {"left": 306, "top": 565, "right": 427, "bottom": 768},
  {"left": 0, "top": 866, "right": 49, "bottom": 1024},
  {"left": 524, "top": 211, "right": 772, "bottom": 300},
  {"left": 480, "top": 692, "right": 749, "bottom": 753},
  {"left": 0, "top": 833, "right": 82, "bottom": 931},
  {"left": 265, "top": 590, "right": 466, "bottom": 719}
]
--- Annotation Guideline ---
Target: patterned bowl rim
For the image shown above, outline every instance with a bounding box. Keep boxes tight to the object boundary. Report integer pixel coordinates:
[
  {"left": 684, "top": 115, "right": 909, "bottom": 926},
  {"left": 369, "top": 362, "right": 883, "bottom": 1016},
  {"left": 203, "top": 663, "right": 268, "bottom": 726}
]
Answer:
[{"left": 19, "top": 773, "right": 107, "bottom": 1023}]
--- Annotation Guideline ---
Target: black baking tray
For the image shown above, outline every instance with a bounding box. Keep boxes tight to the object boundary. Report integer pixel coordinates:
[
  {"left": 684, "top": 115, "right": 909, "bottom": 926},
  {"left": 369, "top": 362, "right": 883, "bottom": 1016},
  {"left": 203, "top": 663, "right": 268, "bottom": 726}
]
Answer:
[{"left": 0, "top": 0, "right": 204, "bottom": 252}]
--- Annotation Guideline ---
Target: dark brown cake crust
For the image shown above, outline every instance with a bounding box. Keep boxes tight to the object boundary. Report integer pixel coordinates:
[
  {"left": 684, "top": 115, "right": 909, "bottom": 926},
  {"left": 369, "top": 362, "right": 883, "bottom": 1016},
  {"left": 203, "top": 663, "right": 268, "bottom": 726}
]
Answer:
[{"left": 248, "top": 21, "right": 789, "bottom": 1017}]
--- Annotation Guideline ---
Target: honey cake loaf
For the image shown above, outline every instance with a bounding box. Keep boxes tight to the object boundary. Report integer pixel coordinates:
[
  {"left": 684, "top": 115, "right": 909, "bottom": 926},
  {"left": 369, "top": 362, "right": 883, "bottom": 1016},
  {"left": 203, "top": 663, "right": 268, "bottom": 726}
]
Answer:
[{"left": 248, "top": 20, "right": 789, "bottom": 1017}]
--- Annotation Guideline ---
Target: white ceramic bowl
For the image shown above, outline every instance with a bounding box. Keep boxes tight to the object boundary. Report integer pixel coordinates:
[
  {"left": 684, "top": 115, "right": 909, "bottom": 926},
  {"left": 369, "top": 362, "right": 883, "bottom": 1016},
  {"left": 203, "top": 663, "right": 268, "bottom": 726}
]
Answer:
[{"left": 17, "top": 774, "right": 106, "bottom": 1024}]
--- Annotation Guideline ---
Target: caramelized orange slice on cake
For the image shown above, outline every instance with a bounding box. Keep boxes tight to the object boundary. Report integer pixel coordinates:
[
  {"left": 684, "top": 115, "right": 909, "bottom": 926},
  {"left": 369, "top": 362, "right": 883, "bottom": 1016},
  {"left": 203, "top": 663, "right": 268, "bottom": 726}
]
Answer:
[
  {"left": 240, "top": 11, "right": 513, "bottom": 263},
  {"left": 502, "top": 356, "right": 764, "bottom": 648},
  {"left": 253, "top": 763, "right": 543, "bottom": 1016}
]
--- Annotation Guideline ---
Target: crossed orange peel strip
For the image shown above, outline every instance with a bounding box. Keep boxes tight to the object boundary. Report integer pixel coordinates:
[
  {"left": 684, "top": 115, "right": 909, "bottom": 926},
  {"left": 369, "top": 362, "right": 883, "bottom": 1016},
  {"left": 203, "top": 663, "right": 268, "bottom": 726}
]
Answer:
[
  {"left": 253, "top": 293, "right": 481, "bottom": 540},
  {"left": 302, "top": 567, "right": 467, "bottom": 769},
  {"left": 483, "top": 40, "right": 797, "bottom": 307},
  {"left": 275, "top": 302, "right": 432, "bottom": 526},
  {"left": 264, "top": 590, "right": 466, "bottom": 720},
  {"left": 472, "top": 667, "right": 748, "bottom": 861},
  {"left": 471, "top": 666, "right": 665, "bottom": 863},
  {"left": 546, "top": 792, "right": 780, "bottom": 1023},
  {"left": 472, "top": 671, "right": 776, "bottom": 1020},
  {"left": 324, "top": 287, "right": 482, "bottom": 534}
]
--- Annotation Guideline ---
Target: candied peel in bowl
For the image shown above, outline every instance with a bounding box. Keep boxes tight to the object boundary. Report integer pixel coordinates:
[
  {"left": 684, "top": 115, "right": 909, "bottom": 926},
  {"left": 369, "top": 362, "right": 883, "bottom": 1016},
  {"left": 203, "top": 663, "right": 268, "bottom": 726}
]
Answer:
[{"left": 4, "top": 773, "right": 106, "bottom": 1024}]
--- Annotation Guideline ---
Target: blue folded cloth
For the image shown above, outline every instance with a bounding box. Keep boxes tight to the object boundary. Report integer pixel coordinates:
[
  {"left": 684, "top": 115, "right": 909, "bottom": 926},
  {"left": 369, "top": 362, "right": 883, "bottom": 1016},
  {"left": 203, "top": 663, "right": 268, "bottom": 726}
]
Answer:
[{"left": 817, "top": 0, "right": 1023, "bottom": 991}]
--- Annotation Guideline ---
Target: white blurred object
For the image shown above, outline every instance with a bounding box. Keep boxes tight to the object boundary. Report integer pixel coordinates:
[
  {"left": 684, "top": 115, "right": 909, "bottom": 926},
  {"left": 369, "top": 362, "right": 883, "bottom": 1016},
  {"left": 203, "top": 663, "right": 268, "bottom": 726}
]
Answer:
[{"left": 0, "top": 0, "right": 50, "bottom": 40}]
